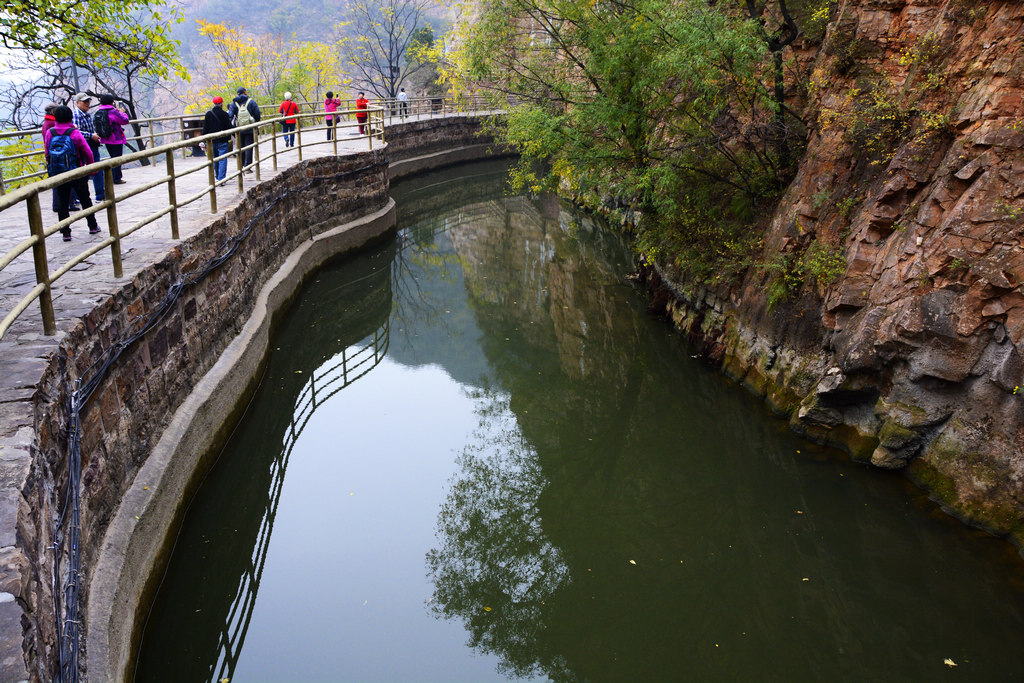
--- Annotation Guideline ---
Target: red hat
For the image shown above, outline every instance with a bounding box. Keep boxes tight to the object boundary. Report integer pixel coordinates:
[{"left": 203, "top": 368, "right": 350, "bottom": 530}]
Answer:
[{"left": 212, "top": 96, "right": 224, "bottom": 104}]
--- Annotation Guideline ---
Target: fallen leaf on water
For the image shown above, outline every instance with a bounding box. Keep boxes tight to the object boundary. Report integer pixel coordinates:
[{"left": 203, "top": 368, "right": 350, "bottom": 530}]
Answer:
[
  {"left": 295, "top": 370, "right": 302, "bottom": 374},
  {"left": 944, "top": 659, "right": 957, "bottom": 667},
  {"left": 802, "top": 578, "right": 809, "bottom": 582},
  {"left": 484, "top": 606, "right": 492, "bottom": 612},
  {"left": 629, "top": 560, "right": 636, "bottom": 565}
]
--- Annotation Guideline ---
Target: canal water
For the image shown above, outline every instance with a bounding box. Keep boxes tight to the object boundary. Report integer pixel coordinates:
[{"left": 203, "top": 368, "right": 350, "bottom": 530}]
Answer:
[{"left": 135, "top": 160, "right": 1024, "bottom": 682}]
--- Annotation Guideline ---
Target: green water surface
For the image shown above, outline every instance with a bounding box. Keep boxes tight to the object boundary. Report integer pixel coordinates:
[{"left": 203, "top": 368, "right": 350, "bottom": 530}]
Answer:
[{"left": 134, "top": 160, "right": 1024, "bottom": 682}]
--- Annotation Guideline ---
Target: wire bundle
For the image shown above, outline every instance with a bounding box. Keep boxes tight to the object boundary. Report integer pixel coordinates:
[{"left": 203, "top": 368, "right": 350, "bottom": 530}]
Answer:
[{"left": 52, "top": 161, "right": 381, "bottom": 682}]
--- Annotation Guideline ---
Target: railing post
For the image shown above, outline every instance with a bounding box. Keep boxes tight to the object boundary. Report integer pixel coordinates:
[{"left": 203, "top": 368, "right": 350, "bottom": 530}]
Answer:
[
  {"left": 332, "top": 117, "right": 338, "bottom": 155},
  {"left": 178, "top": 117, "right": 186, "bottom": 159},
  {"left": 368, "top": 112, "right": 373, "bottom": 151},
  {"left": 270, "top": 119, "right": 278, "bottom": 171},
  {"left": 26, "top": 193, "right": 56, "bottom": 335},
  {"left": 0, "top": 166, "right": 6, "bottom": 195},
  {"left": 166, "top": 151, "right": 180, "bottom": 239},
  {"left": 207, "top": 139, "right": 218, "bottom": 214},
  {"left": 236, "top": 131, "right": 244, "bottom": 193},
  {"left": 148, "top": 123, "right": 156, "bottom": 153},
  {"left": 296, "top": 115, "right": 303, "bottom": 162},
  {"left": 253, "top": 124, "right": 261, "bottom": 182},
  {"left": 103, "top": 168, "right": 123, "bottom": 278}
]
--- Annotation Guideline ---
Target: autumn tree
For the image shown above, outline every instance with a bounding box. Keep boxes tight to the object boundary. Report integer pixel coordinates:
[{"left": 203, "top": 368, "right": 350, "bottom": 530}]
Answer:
[
  {"left": 189, "top": 21, "right": 351, "bottom": 109},
  {"left": 0, "top": 0, "right": 186, "bottom": 128},
  {"left": 446, "top": 0, "right": 807, "bottom": 281},
  {"left": 338, "top": 0, "right": 434, "bottom": 100},
  {"left": 282, "top": 40, "right": 351, "bottom": 104}
]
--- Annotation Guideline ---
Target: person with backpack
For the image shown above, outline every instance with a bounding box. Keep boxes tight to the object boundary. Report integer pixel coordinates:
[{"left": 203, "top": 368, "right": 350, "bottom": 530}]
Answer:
[
  {"left": 278, "top": 92, "right": 298, "bottom": 147},
  {"left": 228, "top": 87, "right": 261, "bottom": 169},
  {"left": 41, "top": 102, "right": 79, "bottom": 214},
  {"left": 324, "top": 91, "right": 342, "bottom": 140},
  {"left": 93, "top": 94, "right": 130, "bottom": 184},
  {"left": 44, "top": 106, "right": 100, "bottom": 241}
]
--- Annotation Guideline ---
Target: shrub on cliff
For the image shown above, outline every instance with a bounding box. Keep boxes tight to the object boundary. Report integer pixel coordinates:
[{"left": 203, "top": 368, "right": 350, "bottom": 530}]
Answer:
[{"left": 444, "top": 0, "right": 809, "bottom": 281}]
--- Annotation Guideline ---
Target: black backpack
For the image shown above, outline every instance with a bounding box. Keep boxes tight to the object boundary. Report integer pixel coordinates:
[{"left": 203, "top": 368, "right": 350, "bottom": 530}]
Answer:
[
  {"left": 93, "top": 108, "right": 113, "bottom": 139},
  {"left": 47, "top": 133, "right": 78, "bottom": 176}
]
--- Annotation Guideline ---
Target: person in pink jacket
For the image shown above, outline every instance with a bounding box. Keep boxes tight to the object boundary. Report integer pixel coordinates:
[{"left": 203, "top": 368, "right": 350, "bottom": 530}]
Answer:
[
  {"left": 94, "top": 93, "right": 131, "bottom": 184},
  {"left": 324, "top": 91, "right": 342, "bottom": 141},
  {"left": 44, "top": 106, "right": 100, "bottom": 240}
]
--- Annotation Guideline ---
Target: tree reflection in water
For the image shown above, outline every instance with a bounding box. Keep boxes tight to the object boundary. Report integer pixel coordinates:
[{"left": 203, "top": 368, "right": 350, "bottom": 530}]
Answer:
[{"left": 427, "top": 385, "right": 573, "bottom": 681}]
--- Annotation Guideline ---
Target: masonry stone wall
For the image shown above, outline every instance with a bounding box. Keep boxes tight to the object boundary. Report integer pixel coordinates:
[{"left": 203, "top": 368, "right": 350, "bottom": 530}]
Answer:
[{"left": 0, "top": 115, "right": 500, "bottom": 681}]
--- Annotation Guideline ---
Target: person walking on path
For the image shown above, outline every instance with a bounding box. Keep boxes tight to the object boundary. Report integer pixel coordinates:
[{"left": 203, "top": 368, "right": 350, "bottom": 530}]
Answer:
[
  {"left": 202, "top": 96, "right": 233, "bottom": 181},
  {"left": 44, "top": 106, "right": 100, "bottom": 241},
  {"left": 42, "top": 102, "right": 77, "bottom": 213},
  {"left": 279, "top": 92, "right": 298, "bottom": 147},
  {"left": 324, "top": 91, "right": 342, "bottom": 140},
  {"left": 355, "top": 92, "right": 369, "bottom": 135},
  {"left": 93, "top": 94, "right": 130, "bottom": 184},
  {"left": 397, "top": 88, "right": 408, "bottom": 117},
  {"left": 72, "top": 93, "right": 105, "bottom": 202},
  {"left": 228, "top": 87, "right": 261, "bottom": 170}
]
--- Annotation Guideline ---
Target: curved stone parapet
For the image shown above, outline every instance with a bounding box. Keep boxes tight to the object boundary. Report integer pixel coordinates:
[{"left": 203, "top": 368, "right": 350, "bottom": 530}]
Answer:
[{"left": 0, "top": 115, "right": 509, "bottom": 681}]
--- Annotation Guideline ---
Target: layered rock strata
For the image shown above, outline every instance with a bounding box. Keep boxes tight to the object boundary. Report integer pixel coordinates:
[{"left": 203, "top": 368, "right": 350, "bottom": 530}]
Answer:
[{"left": 646, "top": 0, "right": 1024, "bottom": 546}]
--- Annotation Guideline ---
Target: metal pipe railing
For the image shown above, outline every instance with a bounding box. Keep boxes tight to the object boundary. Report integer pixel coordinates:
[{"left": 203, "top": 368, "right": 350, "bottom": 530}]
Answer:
[{"left": 0, "top": 104, "right": 401, "bottom": 340}]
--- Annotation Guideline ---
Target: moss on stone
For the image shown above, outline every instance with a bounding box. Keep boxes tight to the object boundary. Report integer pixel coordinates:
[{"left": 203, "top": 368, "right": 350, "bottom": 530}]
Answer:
[
  {"left": 910, "top": 439, "right": 1024, "bottom": 547},
  {"left": 878, "top": 419, "right": 918, "bottom": 449}
]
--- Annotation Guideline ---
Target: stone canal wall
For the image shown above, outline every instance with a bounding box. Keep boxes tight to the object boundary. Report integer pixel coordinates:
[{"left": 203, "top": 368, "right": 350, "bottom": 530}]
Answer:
[{"left": 0, "top": 116, "right": 502, "bottom": 681}]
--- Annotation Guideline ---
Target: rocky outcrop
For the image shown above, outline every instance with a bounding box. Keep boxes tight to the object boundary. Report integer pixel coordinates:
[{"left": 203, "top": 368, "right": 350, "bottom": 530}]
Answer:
[{"left": 645, "top": 0, "right": 1024, "bottom": 546}]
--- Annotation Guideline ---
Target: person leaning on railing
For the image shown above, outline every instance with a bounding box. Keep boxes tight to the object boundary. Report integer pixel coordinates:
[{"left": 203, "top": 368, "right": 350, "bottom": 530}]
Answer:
[
  {"left": 202, "top": 96, "right": 233, "bottom": 182},
  {"left": 44, "top": 106, "right": 100, "bottom": 241}
]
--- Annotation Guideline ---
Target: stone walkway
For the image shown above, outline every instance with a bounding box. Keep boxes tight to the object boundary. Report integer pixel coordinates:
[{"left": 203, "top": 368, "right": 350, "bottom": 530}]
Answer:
[{"left": 0, "top": 122, "right": 401, "bottom": 369}]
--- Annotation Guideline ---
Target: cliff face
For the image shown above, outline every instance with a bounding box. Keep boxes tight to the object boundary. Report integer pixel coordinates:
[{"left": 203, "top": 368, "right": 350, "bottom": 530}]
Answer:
[{"left": 650, "top": 0, "right": 1024, "bottom": 543}]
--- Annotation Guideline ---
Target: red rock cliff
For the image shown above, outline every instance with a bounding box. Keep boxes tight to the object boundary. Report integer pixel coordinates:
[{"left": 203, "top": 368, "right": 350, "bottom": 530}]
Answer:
[{"left": 652, "top": 0, "right": 1024, "bottom": 544}]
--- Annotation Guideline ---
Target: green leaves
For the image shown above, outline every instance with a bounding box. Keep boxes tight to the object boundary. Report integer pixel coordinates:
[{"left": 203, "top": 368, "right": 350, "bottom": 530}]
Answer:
[
  {"left": 0, "top": 0, "right": 185, "bottom": 78},
  {"left": 448, "top": 0, "right": 794, "bottom": 282}
]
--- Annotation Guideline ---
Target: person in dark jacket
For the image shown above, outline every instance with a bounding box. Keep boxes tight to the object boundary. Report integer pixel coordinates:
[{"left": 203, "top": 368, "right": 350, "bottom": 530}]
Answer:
[
  {"left": 227, "top": 87, "right": 261, "bottom": 169},
  {"left": 44, "top": 106, "right": 100, "bottom": 240},
  {"left": 202, "top": 96, "right": 233, "bottom": 181}
]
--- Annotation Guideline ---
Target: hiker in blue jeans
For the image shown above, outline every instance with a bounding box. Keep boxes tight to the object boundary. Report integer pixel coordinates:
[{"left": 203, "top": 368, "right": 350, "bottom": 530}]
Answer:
[{"left": 202, "top": 96, "right": 233, "bottom": 181}]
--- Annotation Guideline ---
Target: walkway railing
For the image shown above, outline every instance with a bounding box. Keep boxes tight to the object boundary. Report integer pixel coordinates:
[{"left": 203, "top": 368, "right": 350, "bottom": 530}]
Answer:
[
  {"left": 0, "top": 105, "right": 389, "bottom": 341},
  {"left": 0, "top": 96, "right": 487, "bottom": 193}
]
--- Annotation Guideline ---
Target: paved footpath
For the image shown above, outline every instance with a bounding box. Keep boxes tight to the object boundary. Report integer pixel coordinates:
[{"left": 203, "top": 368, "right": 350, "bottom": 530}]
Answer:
[{"left": 0, "top": 126, "right": 390, "bottom": 379}]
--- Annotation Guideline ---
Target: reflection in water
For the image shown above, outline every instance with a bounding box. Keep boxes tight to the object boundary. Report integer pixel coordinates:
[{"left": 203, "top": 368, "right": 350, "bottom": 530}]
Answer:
[
  {"left": 427, "top": 387, "right": 572, "bottom": 681},
  {"left": 137, "top": 160, "right": 1024, "bottom": 683},
  {"left": 135, "top": 244, "right": 394, "bottom": 682}
]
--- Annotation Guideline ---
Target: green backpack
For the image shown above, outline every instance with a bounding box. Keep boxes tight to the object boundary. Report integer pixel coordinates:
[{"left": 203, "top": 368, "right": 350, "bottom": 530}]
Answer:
[{"left": 235, "top": 100, "right": 253, "bottom": 127}]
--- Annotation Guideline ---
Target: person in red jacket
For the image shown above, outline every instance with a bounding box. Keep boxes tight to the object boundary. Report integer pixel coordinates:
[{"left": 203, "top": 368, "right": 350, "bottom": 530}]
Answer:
[
  {"left": 279, "top": 92, "right": 298, "bottom": 147},
  {"left": 44, "top": 106, "right": 100, "bottom": 240},
  {"left": 356, "top": 92, "right": 369, "bottom": 135}
]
